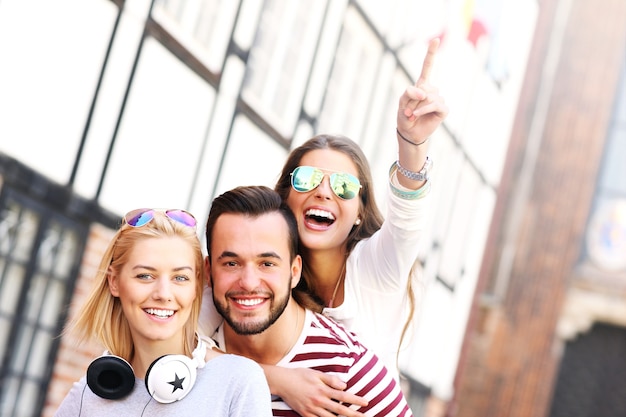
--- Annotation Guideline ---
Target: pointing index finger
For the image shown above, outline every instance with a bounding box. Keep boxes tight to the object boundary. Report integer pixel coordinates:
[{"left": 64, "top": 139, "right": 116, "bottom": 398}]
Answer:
[{"left": 417, "top": 37, "right": 440, "bottom": 84}]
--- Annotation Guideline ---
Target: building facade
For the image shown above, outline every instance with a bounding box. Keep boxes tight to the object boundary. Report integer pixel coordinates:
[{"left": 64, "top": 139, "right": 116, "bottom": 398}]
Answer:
[
  {"left": 0, "top": 0, "right": 565, "bottom": 416},
  {"left": 453, "top": 0, "right": 626, "bottom": 416}
]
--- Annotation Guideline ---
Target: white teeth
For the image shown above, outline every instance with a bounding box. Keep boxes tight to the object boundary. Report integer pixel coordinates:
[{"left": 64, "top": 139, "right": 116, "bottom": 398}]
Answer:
[
  {"left": 236, "top": 298, "right": 264, "bottom": 306},
  {"left": 305, "top": 209, "right": 335, "bottom": 220},
  {"left": 145, "top": 308, "right": 174, "bottom": 318}
]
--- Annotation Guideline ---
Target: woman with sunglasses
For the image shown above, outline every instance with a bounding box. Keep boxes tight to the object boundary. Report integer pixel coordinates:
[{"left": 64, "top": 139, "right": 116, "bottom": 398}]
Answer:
[
  {"left": 271, "top": 38, "right": 447, "bottom": 415},
  {"left": 55, "top": 209, "right": 272, "bottom": 417},
  {"left": 198, "top": 38, "right": 447, "bottom": 417}
]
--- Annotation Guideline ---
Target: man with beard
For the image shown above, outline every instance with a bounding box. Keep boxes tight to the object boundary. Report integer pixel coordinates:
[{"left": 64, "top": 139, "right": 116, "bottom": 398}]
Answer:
[{"left": 204, "top": 185, "right": 413, "bottom": 417}]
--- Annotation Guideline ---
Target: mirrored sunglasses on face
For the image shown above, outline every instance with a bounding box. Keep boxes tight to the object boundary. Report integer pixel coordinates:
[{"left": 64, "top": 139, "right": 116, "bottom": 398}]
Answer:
[
  {"left": 290, "top": 166, "right": 362, "bottom": 200},
  {"left": 123, "top": 208, "right": 197, "bottom": 228}
]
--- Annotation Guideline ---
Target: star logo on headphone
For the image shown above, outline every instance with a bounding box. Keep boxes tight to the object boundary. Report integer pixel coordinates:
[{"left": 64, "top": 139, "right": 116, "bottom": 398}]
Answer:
[{"left": 168, "top": 373, "right": 185, "bottom": 392}]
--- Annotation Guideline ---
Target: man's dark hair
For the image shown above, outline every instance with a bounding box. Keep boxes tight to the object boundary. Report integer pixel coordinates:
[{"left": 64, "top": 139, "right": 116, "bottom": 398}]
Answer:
[{"left": 205, "top": 185, "right": 299, "bottom": 260}]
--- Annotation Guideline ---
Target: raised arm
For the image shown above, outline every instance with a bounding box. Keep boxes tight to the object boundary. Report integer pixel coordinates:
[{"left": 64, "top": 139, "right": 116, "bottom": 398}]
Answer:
[{"left": 396, "top": 37, "right": 448, "bottom": 189}]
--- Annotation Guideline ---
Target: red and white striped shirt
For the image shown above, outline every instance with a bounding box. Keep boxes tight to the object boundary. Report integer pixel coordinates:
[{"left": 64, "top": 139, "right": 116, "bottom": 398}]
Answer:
[{"left": 216, "top": 309, "right": 413, "bottom": 416}]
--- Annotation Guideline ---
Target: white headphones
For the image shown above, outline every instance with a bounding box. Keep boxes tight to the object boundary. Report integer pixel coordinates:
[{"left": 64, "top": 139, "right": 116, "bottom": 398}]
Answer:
[{"left": 86, "top": 335, "right": 213, "bottom": 403}]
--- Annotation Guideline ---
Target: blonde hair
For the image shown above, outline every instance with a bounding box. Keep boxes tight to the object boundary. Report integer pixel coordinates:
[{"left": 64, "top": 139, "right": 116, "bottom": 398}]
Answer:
[{"left": 66, "top": 211, "right": 204, "bottom": 361}]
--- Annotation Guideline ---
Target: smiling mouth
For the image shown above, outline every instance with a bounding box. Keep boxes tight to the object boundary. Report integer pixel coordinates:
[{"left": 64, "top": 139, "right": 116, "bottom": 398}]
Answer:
[
  {"left": 234, "top": 298, "right": 265, "bottom": 307},
  {"left": 144, "top": 308, "right": 174, "bottom": 318},
  {"left": 305, "top": 208, "right": 335, "bottom": 226}
]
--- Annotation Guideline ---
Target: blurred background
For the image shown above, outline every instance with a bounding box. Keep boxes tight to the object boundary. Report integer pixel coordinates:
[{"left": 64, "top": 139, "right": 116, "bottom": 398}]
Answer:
[{"left": 0, "top": 0, "right": 624, "bottom": 416}]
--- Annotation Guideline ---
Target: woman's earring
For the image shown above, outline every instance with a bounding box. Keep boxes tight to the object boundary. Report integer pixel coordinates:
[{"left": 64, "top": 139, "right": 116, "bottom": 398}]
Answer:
[{"left": 355, "top": 218, "right": 361, "bottom": 226}]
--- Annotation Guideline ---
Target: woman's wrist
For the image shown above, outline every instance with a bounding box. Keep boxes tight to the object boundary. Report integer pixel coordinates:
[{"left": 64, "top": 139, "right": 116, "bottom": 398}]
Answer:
[
  {"left": 396, "top": 128, "right": 429, "bottom": 146},
  {"left": 395, "top": 157, "right": 432, "bottom": 182},
  {"left": 388, "top": 162, "right": 431, "bottom": 200}
]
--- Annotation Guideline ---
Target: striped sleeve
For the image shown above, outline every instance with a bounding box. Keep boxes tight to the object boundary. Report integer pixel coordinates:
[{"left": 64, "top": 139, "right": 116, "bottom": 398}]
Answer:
[{"left": 274, "top": 311, "right": 412, "bottom": 417}]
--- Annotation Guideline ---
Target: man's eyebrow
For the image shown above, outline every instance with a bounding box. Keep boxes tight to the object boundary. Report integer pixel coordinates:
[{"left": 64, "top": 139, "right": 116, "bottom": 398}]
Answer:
[
  {"left": 217, "top": 251, "right": 238, "bottom": 260},
  {"left": 216, "top": 251, "right": 282, "bottom": 260},
  {"left": 259, "top": 252, "right": 282, "bottom": 260}
]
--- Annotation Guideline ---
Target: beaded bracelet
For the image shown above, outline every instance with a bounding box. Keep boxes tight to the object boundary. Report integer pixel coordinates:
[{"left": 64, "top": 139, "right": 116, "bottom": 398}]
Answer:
[{"left": 396, "top": 128, "right": 429, "bottom": 146}]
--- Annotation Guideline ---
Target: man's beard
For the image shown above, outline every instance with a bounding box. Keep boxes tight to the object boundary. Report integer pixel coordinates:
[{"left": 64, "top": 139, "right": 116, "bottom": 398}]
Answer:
[{"left": 213, "top": 284, "right": 291, "bottom": 335}]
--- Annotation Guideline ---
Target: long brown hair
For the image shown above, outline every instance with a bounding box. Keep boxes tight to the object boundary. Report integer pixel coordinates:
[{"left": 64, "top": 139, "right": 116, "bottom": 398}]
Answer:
[
  {"left": 65, "top": 211, "right": 204, "bottom": 361},
  {"left": 275, "top": 134, "right": 417, "bottom": 356}
]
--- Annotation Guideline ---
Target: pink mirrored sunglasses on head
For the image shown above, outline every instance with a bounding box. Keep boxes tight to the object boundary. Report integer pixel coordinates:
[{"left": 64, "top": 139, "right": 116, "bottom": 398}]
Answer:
[{"left": 123, "top": 208, "right": 197, "bottom": 228}]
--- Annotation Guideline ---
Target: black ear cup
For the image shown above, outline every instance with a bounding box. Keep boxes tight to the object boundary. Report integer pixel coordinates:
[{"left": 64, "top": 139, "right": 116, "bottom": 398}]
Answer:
[
  {"left": 144, "top": 354, "right": 198, "bottom": 403},
  {"left": 87, "top": 355, "right": 135, "bottom": 400}
]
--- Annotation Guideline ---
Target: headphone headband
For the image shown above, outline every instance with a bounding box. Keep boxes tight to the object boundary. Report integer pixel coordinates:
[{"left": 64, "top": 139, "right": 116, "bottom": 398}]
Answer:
[{"left": 193, "top": 335, "right": 217, "bottom": 369}]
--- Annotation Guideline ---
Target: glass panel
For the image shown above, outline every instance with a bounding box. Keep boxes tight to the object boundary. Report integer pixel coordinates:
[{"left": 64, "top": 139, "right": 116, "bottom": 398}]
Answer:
[
  {"left": 13, "top": 209, "right": 39, "bottom": 263},
  {"left": 242, "top": 0, "right": 325, "bottom": 135},
  {"left": 586, "top": 198, "right": 626, "bottom": 272},
  {"left": 99, "top": 38, "right": 215, "bottom": 213},
  {"left": 0, "top": 316, "right": 9, "bottom": 360},
  {"left": 40, "top": 279, "right": 65, "bottom": 329},
  {"left": 0, "top": 376, "right": 18, "bottom": 416},
  {"left": 25, "top": 329, "right": 52, "bottom": 377},
  {"left": 37, "top": 221, "right": 63, "bottom": 273},
  {"left": 25, "top": 273, "right": 46, "bottom": 323},
  {"left": 0, "top": 263, "right": 25, "bottom": 314},
  {"left": 599, "top": 128, "right": 626, "bottom": 194},
  {"left": 153, "top": 0, "right": 238, "bottom": 72},
  {"left": 14, "top": 379, "right": 38, "bottom": 417},
  {"left": 0, "top": 257, "right": 6, "bottom": 306},
  {"left": 0, "top": 203, "right": 20, "bottom": 256},
  {"left": 439, "top": 163, "right": 481, "bottom": 286},
  {"left": 610, "top": 60, "right": 626, "bottom": 124},
  {"left": 54, "top": 229, "right": 79, "bottom": 277},
  {"left": 158, "top": 0, "right": 185, "bottom": 17},
  {"left": 317, "top": 8, "right": 384, "bottom": 138},
  {"left": 12, "top": 323, "right": 34, "bottom": 374},
  {"left": 582, "top": 63, "right": 626, "bottom": 271},
  {"left": 0, "top": 0, "right": 119, "bottom": 185}
]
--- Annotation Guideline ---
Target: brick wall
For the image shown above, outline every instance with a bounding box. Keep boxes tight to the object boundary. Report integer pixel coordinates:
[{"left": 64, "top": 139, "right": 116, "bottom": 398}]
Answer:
[{"left": 452, "top": 0, "right": 626, "bottom": 416}]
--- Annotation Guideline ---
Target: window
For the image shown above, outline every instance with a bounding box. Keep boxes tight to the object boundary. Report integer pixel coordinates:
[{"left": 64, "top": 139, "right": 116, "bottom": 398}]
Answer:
[
  {"left": 584, "top": 60, "right": 626, "bottom": 274},
  {"left": 0, "top": 190, "right": 86, "bottom": 417},
  {"left": 242, "top": 0, "right": 326, "bottom": 137},
  {"left": 317, "top": 7, "right": 384, "bottom": 139},
  {"left": 152, "top": 0, "right": 239, "bottom": 73}
]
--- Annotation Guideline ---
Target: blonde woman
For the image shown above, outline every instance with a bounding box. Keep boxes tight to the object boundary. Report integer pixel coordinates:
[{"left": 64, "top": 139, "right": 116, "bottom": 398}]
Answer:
[{"left": 56, "top": 209, "right": 272, "bottom": 417}]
